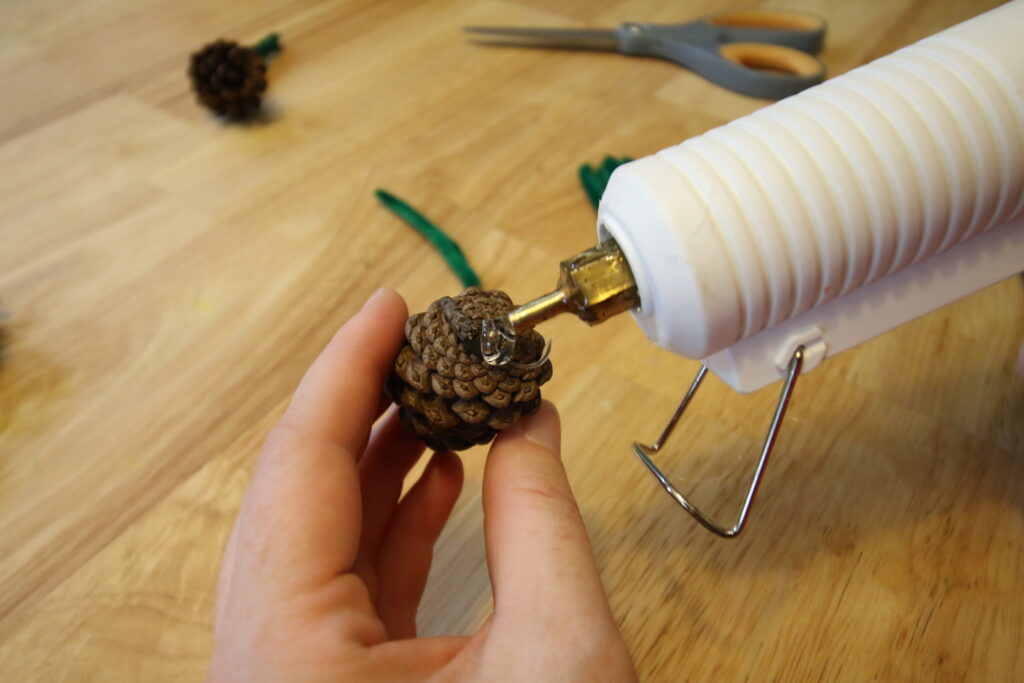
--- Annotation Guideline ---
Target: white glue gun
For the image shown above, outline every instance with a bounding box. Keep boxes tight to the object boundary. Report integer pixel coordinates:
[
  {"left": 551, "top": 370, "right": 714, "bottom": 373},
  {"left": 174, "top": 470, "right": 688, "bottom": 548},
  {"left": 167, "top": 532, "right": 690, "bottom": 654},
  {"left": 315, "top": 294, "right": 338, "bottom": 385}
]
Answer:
[{"left": 504, "top": 1, "right": 1024, "bottom": 537}]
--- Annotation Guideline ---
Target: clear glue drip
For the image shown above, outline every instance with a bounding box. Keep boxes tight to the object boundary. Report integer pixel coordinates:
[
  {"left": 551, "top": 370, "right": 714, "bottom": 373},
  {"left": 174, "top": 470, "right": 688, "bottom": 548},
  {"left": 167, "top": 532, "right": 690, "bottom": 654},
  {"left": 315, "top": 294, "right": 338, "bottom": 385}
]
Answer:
[
  {"left": 479, "top": 317, "right": 517, "bottom": 366},
  {"left": 480, "top": 318, "right": 554, "bottom": 369}
]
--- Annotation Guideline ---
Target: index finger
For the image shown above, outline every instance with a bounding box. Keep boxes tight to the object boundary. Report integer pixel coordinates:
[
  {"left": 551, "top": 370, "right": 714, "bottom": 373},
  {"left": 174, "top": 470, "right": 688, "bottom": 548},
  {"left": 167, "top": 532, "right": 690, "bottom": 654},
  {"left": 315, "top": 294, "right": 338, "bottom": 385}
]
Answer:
[
  {"left": 280, "top": 287, "right": 409, "bottom": 453},
  {"left": 236, "top": 288, "right": 409, "bottom": 585}
]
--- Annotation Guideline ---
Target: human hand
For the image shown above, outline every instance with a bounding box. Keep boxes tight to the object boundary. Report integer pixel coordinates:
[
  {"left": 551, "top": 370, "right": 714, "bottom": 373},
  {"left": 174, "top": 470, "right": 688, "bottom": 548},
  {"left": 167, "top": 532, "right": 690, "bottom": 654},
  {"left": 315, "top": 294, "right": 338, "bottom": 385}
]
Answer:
[{"left": 209, "top": 288, "right": 637, "bottom": 682}]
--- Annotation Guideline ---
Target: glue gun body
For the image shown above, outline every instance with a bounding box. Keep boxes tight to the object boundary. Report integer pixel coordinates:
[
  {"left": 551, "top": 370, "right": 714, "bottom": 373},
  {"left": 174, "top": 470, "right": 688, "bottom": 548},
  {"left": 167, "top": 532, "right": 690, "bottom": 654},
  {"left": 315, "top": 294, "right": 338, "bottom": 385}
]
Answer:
[{"left": 595, "top": 0, "right": 1024, "bottom": 392}]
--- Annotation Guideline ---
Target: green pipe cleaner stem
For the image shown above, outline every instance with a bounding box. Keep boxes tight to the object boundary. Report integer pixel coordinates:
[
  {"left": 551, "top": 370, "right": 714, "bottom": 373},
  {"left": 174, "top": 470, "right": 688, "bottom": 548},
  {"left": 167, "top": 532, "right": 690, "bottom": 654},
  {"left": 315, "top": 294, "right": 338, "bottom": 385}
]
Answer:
[
  {"left": 375, "top": 157, "right": 629, "bottom": 289},
  {"left": 252, "top": 33, "right": 281, "bottom": 58},
  {"left": 578, "top": 156, "right": 632, "bottom": 210},
  {"left": 375, "top": 189, "right": 482, "bottom": 288}
]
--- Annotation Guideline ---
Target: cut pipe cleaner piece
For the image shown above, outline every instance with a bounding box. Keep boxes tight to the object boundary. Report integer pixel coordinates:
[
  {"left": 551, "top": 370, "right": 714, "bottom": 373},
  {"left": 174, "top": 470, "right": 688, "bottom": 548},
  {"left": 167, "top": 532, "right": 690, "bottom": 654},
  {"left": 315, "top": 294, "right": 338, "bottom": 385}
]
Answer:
[
  {"left": 375, "top": 189, "right": 482, "bottom": 288},
  {"left": 251, "top": 33, "right": 281, "bottom": 58},
  {"left": 375, "top": 156, "right": 631, "bottom": 287},
  {"left": 578, "top": 156, "right": 632, "bottom": 210}
]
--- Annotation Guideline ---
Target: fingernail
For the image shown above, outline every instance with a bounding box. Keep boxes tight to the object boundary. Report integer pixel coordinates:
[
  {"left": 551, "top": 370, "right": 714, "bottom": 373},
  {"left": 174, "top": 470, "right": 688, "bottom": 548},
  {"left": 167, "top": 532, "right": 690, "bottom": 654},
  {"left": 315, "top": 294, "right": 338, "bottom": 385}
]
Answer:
[
  {"left": 361, "top": 287, "right": 388, "bottom": 312},
  {"left": 521, "top": 400, "right": 560, "bottom": 453}
]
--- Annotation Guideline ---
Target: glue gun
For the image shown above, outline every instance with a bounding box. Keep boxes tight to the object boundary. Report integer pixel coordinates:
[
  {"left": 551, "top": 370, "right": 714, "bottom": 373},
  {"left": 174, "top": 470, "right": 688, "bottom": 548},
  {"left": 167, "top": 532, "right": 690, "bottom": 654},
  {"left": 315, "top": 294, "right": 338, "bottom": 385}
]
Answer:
[{"left": 506, "top": 1, "right": 1024, "bottom": 536}]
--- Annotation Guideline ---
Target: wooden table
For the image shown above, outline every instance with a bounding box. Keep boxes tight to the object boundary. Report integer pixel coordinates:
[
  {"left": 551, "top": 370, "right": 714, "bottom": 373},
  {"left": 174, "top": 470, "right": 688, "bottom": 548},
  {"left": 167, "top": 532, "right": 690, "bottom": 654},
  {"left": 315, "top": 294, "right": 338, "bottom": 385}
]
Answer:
[{"left": 1, "top": 0, "right": 1020, "bottom": 680}]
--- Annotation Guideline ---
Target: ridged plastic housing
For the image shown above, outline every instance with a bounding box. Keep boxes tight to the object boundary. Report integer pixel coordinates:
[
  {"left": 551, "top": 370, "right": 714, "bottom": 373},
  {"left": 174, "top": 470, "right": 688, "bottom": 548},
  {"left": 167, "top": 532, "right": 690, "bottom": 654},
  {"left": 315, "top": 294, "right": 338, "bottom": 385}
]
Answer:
[{"left": 599, "top": 0, "right": 1024, "bottom": 391}]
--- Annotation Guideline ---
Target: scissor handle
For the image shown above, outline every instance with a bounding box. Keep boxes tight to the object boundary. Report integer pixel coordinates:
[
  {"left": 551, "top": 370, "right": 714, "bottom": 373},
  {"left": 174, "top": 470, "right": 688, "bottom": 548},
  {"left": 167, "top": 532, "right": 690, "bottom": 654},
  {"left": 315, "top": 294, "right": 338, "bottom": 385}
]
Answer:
[
  {"left": 618, "top": 18, "right": 826, "bottom": 99},
  {"left": 683, "top": 41, "right": 825, "bottom": 98},
  {"left": 720, "top": 40, "right": 824, "bottom": 76},
  {"left": 707, "top": 10, "right": 826, "bottom": 54}
]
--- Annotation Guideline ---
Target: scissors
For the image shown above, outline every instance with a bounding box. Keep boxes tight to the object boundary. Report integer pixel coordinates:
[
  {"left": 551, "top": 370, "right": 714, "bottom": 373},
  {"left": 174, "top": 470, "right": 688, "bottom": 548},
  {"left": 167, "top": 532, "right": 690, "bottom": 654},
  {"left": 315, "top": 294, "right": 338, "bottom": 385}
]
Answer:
[{"left": 465, "top": 10, "right": 827, "bottom": 100}]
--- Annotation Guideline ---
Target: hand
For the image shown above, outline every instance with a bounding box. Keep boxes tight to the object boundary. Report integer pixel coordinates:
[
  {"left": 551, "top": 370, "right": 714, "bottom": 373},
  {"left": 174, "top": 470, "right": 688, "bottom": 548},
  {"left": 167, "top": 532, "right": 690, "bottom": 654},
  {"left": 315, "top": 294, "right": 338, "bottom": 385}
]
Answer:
[{"left": 209, "top": 288, "right": 637, "bottom": 682}]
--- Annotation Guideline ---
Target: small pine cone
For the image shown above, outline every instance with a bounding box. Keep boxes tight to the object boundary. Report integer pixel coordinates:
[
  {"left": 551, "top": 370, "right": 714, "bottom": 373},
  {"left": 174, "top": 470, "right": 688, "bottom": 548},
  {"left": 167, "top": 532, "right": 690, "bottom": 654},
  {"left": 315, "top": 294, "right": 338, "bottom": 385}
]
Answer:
[
  {"left": 188, "top": 40, "right": 268, "bottom": 119},
  {"left": 386, "top": 287, "right": 553, "bottom": 452}
]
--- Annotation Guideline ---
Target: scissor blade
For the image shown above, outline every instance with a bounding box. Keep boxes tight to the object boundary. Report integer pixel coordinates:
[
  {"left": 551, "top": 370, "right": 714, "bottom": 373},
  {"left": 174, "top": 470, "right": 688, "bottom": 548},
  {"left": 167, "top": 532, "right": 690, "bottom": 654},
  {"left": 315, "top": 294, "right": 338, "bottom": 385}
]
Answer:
[{"left": 464, "top": 26, "right": 620, "bottom": 51}]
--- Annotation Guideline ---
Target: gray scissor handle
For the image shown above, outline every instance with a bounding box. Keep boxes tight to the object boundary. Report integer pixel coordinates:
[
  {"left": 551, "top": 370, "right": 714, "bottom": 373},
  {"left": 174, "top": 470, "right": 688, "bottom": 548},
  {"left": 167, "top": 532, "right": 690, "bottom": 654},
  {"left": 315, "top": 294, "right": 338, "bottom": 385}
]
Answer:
[{"left": 616, "top": 19, "right": 826, "bottom": 99}]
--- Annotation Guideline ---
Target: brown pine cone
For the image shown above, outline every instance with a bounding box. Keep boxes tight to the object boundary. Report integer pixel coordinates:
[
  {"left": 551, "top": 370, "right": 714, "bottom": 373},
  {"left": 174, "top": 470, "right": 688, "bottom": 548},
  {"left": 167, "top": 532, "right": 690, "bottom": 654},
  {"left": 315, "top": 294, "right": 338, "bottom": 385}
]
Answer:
[
  {"left": 386, "top": 288, "right": 553, "bottom": 452},
  {"left": 188, "top": 40, "right": 268, "bottom": 120}
]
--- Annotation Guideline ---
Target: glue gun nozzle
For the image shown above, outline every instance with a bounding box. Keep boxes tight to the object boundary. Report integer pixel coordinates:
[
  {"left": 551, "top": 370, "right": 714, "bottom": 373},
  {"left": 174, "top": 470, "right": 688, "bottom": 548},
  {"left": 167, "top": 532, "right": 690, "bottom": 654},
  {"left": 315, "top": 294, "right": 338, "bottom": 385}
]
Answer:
[
  {"left": 508, "top": 240, "right": 639, "bottom": 332},
  {"left": 507, "top": 290, "right": 571, "bottom": 330}
]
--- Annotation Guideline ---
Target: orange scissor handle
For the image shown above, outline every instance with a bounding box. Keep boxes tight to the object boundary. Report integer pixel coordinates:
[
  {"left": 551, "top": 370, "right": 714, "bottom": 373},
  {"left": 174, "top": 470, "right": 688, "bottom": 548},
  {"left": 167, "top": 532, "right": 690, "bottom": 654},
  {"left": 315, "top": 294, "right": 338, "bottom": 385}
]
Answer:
[
  {"left": 706, "top": 9, "right": 826, "bottom": 55},
  {"left": 709, "top": 9, "right": 826, "bottom": 33},
  {"left": 719, "top": 42, "right": 824, "bottom": 78}
]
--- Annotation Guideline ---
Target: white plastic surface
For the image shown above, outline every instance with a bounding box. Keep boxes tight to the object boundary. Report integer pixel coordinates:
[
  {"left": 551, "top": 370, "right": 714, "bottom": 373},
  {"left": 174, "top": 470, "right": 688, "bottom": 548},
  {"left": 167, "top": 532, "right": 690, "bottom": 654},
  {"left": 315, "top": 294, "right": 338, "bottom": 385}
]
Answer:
[
  {"left": 705, "top": 219, "right": 1023, "bottom": 391},
  {"left": 598, "top": 0, "right": 1024, "bottom": 393}
]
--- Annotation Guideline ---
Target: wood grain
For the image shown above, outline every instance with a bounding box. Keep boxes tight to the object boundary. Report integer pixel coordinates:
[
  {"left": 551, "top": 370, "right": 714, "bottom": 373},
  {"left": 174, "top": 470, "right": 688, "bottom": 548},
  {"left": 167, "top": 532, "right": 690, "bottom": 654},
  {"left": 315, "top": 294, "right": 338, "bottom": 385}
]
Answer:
[{"left": 0, "top": 0, "right": 1020, "bottom": 680}]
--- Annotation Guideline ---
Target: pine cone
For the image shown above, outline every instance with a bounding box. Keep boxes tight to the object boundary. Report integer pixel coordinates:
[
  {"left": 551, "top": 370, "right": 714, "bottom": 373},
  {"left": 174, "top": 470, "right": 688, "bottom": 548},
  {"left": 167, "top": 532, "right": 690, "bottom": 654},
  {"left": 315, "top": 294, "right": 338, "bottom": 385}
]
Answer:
[
  {"left": 386, "top": 288, "right": 553, "bottom": 452},
  {"left": 188, "top": 40, "right": 268, "bottom": 119}
]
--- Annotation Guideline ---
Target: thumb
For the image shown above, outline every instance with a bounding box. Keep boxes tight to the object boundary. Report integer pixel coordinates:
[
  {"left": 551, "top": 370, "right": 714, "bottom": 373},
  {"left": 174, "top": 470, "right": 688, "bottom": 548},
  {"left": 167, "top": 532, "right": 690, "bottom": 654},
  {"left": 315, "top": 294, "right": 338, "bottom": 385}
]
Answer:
[{"left": 481, "top": 401, "right": 613, "bottom": 623}]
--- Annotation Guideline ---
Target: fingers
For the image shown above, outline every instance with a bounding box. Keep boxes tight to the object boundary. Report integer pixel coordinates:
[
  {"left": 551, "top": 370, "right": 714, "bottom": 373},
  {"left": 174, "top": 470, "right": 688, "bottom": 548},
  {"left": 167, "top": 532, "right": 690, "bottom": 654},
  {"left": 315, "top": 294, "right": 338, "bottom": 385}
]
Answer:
[
  {"left": 356, "top": 408, "right": 428, "bottom": 571},
  {"left": 481, "top": 402, "right": 614, "bottom": 624},
  {"left": 376, "top": 452, "right": 464, "bottom": 639},
  {"left": 367, "top": 636, "right": 470, "bottom": 678},
  {"left": 212, "top": 522, "right": 241, "bottom": 630},
  {"left": 279, "top": 287, "right": 408, "bottom": 454},
  {"left": 238, "top": 289, "right": 408, "bottom": 586}
]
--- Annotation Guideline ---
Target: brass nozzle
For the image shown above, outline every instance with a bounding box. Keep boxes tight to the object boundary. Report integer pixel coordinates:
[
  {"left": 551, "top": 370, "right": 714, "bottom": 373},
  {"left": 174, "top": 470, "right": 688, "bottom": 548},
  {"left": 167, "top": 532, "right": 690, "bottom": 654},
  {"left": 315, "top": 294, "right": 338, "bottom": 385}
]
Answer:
[{"left": 508, "top": 240, "right": 639, "bottom": 332}]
